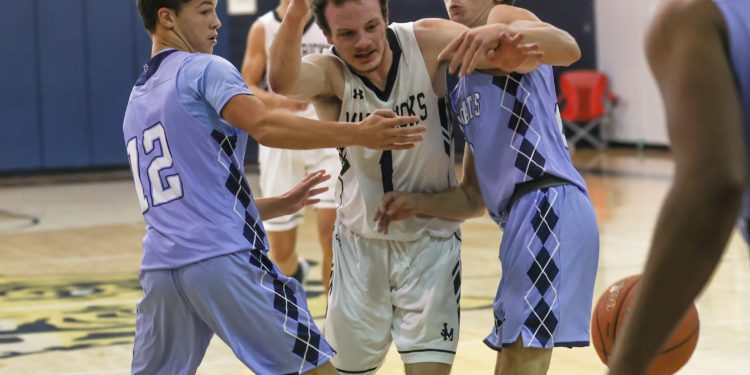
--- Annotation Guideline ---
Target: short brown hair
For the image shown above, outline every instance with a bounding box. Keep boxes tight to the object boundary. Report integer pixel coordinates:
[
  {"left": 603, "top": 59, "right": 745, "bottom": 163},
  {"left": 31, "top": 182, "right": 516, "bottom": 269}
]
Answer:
[
  {"left": 311, "top": 0, "right": 389, "bottom": 35},
  {"left": 137, "top": 0, "right": 191, "bottom": 33}
]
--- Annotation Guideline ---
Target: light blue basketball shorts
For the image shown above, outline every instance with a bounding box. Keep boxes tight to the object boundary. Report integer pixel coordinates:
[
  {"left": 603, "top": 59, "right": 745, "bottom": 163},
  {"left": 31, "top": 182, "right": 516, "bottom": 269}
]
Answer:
[
  {"left": 484, "top": 185, "right": 599, "bottom": 350},
  {"left": 131, "top": 250, "right": 333, "bottom": 375}
]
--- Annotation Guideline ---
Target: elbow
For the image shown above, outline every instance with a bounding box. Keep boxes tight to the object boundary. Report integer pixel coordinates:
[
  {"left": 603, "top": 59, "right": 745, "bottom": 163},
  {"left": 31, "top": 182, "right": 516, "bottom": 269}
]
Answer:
[
  {"left": 557, "top": 39, "right": 581, "bottom": 67},
  {"left": 713, "top": 170, "right": 747, "bottom": 210},
  {"left": 566, "top": 43, "right": 582, "bottom": 66},
  {"left": 267, "top": 76, "right": 287, "bottom": 95},
  {"left": 468, "top": 205, "right": 486, "bottom": 219},
  {"left": 465, "top": 187, "right": 487, "bottom": 218},
  {"left": 268, "top": 72, "right": 294, "bottom": 96},
  {"left": 248, "top": 116, "right": 275, "bottom": 147},
  {"left": 679, "top": 166, "right": 746, "bottom": 215}
]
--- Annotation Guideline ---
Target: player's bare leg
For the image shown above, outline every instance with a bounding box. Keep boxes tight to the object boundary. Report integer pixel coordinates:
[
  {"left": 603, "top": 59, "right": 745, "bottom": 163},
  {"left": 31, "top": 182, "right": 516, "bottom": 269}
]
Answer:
[
  {"left": 405, "top": 362, "right": 452, "bottom": 375},
  {"left": 303, "top": 361, "right": 338, "bottom": 375},
  {"left": 268, "top": 228, "right": 299, "bottom": 277},
  {"left": 494, "top": 337, "right": 552, "bottom": 375},
  {"left": 315, "top": 208, "right": 336, "bottom": 294}
]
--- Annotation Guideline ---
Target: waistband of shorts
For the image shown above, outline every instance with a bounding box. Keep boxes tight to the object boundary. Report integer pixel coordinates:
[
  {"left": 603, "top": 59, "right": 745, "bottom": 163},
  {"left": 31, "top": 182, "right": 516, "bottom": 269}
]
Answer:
[{"left": 508, "top": 174, "right": 571, "bottom": 209}]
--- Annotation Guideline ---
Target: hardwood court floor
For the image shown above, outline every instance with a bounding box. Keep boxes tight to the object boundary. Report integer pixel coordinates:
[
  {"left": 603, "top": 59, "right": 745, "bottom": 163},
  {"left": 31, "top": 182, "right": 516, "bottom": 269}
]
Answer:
[{"left": 0, "top": 149, "right": 748, "bottom": 374}]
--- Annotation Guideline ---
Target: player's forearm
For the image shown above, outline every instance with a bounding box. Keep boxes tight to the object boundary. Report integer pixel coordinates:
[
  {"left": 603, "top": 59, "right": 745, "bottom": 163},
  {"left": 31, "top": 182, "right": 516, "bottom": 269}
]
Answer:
[
  {"left": 268, "top": 11, "right": 306, "bottom": 95},
  {"left": 608, "top": 179, "right": 742, "bottom": 374},
  {"left": 505, "top": 21, "right": 580, "bottom": 67},
  {"left": 254, "top": 109, "right": 357, "bottom": 149},
  {"left": 412, "top": 185, "right": 485, "bottom": 221}
]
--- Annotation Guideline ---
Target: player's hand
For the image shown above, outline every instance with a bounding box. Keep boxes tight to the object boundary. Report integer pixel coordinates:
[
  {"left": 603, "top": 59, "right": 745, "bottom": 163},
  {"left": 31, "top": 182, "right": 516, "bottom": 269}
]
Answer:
[
  {"left": 287, "top": 0, "right": 311, "bottom": 21},
  {"left": 373, "top": 191, "right": 419, "bottom": 234},
  {"left": 281, "top": 170, "right": 331, "bottom": 214},
  {"left": 438, "top": 25, "right": 544, "bottom": 76},
  {"left": 357, "top": 109, "right": 425, "bottom": 150}
]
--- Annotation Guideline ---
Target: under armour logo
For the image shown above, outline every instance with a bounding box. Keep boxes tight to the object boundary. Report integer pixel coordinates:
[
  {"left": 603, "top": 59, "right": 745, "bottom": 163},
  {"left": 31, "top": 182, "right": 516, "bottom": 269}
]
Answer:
[
  {"left": 440, "top": 323, "right": 454, "bottom": 341},
  {"left": 353, "top": 89, "right": 364, "bottom": 100},
  {"left": 143, "top": 64, "right": 149, "bottom": 74}
]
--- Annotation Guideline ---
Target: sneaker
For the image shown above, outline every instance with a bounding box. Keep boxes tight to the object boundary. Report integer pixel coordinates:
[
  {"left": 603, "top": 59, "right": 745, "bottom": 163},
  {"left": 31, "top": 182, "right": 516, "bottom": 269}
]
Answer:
[{"left": 292, "top": 257, "right": 310, "bottom": 285}]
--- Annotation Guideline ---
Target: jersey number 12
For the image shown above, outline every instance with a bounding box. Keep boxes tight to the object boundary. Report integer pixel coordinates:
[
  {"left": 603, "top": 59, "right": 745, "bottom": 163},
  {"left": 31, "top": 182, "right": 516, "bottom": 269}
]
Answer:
[{"left": 126, "top": 122, "right": 184, "bottom": 213}]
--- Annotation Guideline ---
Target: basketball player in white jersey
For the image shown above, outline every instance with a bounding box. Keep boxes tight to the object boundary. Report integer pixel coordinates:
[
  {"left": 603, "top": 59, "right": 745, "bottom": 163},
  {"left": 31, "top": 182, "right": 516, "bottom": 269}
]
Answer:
[
  {"left": 241, "top": 0, "right": 338, "bottom": 292},
  {"left": 268, "top": 0, "right": 541, "bottom": 373}
]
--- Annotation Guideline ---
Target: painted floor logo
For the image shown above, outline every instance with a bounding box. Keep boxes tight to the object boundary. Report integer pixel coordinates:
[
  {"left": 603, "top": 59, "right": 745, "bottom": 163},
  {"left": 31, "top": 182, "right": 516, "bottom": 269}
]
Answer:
[
  {"left": 0, "top": 275, "right": 140, "bottom": 358},
  {"left": 0, "top": 274, "right": 494, "bottom": 358}
]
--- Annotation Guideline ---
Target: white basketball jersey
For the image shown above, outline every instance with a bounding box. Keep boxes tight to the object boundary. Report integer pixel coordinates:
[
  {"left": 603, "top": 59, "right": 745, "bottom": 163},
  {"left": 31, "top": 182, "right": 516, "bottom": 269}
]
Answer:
[
  {"left": 259, "top": 10, "right": 329, "bottom": 119},
  {"left": 329, "top": 22, "right": 460, "bottom": 241}
]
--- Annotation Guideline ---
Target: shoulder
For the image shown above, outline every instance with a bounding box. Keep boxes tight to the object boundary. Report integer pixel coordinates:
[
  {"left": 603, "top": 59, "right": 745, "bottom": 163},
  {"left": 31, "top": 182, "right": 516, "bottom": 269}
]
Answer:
[
  {"left": 304, "top": 53, "right": 343, "bottom": 74},
  {"left": 249, "top": 16, "right": 267, "bottom": 36},
  {"left": 183, "top": 53, "right": 236, "bottom": 75}
]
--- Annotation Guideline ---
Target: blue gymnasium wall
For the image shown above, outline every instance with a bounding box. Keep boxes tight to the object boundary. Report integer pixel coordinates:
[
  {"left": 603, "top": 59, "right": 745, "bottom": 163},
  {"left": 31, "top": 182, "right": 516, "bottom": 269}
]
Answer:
[
  {"left": 0, "top": 0, "right": 230, "bottom": 173},
  {"left": 1, "top": 0, "right": 592, "bottom": 172}
]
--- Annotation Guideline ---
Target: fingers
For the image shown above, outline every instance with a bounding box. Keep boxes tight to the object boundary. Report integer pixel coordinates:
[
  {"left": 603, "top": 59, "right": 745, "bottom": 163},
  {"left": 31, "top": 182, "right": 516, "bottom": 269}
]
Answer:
[
  {"left": 391, "top": 123, "right": 426, "bottom": 134},
  {"left": 372, "top": 108, "right": 398, "bottom": 118},
  {"left": 383, "top": 115, "right": 420, "bottom": 127},
  {"left": 449, "top": 31, "right": 472, "bottom": 74},
  {"left": 302, "top": 170, "right": 331, "bottom": 185},
  {"left": 438, "top": 32, "right": 465, "bottom": 71},
  {"left": 307, "top": 187, "right": 329, "bottom": 197},
  {"left": 305, "top": 198, "right": 321, "bottom": 206},
  {"left": 462, "top": 36, "right": 488, "bottom": 77}
]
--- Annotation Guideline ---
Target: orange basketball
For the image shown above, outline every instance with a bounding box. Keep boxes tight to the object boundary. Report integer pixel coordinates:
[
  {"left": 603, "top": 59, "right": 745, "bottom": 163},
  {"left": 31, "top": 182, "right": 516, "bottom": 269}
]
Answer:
[{"left": 591, "top": 275, "right": 700, "bottom": 374}]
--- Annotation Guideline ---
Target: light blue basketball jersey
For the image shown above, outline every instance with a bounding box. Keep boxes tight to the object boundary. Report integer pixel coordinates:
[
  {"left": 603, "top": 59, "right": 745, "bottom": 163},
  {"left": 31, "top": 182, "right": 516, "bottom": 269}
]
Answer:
[
  {"left": 122, "top": 49, "right": 267, "bottom": 270},
  {"left": 713, "top": 0, "right": 750, "bottom": 241},
  {"left": 450, "top": 66, "right": 587, "bottom": 224}
]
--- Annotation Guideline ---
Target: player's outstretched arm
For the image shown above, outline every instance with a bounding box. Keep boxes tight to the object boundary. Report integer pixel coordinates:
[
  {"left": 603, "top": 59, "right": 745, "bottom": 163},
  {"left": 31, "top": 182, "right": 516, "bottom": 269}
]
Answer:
[
  {"left": 437, "top": 5, "right": 580, "bottom": 76},
  {"left": 222, "top": 95, "right": 425, "bottom": 149},
  {"left": 608, "top": 1, "right": 746, "bottom": 374},
  {"left": 256, "top": 170, "right": 330, "bottom": 220},
  {"left": 267, "top": 0, "right": 337, "bottom": 101},
  {"left": 373, "top": 147, "right": 485, "bottom": 234}
]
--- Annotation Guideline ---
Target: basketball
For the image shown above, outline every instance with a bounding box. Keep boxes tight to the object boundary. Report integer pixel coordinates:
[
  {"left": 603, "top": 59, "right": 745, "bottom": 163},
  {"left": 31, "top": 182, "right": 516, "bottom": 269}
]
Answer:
[{"left": 592, "top": 275, "right": 700, "bottom": 374}]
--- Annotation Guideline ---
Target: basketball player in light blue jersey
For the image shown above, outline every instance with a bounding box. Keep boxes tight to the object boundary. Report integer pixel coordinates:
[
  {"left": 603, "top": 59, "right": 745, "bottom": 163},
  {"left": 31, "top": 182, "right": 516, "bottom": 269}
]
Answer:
[
  {"left": 126, "top": 1, "right": 424, "bottom": 374},
  {"left": 608, "top": 0, "right": 748, "bottom": 373},
  {"left": 374, "top": 1, "right": 598, "bottom": 374}
]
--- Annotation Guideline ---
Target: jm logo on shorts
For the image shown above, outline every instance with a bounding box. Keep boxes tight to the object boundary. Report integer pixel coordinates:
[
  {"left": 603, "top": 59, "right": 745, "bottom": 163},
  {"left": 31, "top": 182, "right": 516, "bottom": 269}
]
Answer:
[{"left": 441, "top": 323, "right": 454, "bottom": 341}]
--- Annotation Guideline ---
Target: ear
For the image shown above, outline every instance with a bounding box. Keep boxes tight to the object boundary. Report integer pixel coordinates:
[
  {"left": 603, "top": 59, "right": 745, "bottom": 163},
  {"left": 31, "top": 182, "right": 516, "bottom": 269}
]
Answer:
[{"left": 157, "top": 7, "right": 177, "bottom": 30}]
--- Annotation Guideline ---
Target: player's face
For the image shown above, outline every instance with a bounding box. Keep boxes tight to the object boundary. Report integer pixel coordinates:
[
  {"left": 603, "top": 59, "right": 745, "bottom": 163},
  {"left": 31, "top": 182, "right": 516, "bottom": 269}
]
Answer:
[
  {"left": 444, "top": 0, "right": 496, "bottom": 27},
  {"left": 324, "top": 0, "right": 388, "bottom": 74},
  {"left": 172, "top": 0, "right": 222, "bottom": 53}
]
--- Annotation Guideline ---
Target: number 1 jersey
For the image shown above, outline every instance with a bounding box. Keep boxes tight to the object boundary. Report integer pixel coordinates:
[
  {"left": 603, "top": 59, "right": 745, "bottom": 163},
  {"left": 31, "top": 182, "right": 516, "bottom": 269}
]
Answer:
[{"left": 329, "top": 22, "right": 460, "bottom": 241}]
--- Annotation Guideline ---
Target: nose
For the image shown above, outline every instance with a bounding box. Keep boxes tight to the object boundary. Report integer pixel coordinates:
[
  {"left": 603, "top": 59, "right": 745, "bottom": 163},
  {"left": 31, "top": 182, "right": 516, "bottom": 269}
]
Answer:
[
  {"left": 212, "top": 13, "right": 222, "bottom": 30},
  {"left": 354, "top": 35, "right": 373, "bottom": 50}
]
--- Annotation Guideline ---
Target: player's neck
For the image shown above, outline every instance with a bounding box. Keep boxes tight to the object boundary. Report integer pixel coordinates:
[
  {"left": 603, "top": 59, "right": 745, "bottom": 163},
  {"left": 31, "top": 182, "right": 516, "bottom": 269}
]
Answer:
[{"left": 151, "top": 31, "right": 198, "bottom": 56}]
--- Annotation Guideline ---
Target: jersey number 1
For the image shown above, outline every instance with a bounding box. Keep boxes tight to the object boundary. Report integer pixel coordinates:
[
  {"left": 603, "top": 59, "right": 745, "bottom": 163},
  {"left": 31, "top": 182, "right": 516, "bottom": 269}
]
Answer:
[{"left": 126, "top": 122, "right": 184, "bottom": 213}]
